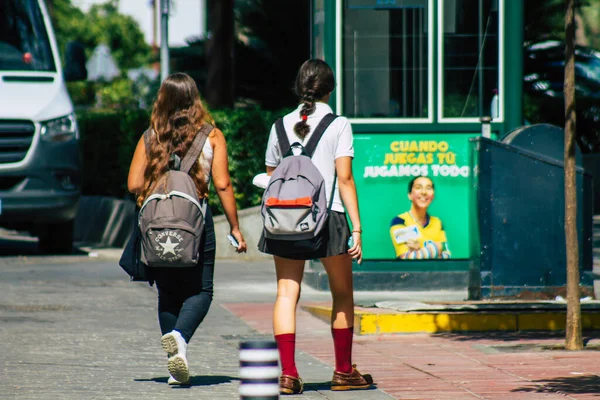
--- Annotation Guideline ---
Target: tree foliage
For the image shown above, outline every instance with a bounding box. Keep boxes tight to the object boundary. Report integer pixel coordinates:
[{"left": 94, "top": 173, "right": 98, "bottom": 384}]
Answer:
[
  {"left": 50, "top": 0, "right": 150, "bottom": 70},
  {"left": 170, "top": 0, "right": 310, "bottom": 110},
  {"left": 577, "top": 2, "right": 600, "bottom": 49},
  {"left": 234, "top": 0, "right": 310, "bottom": 109},
  {"left": 48, "top": 0, "right": 85, "bottom": 58},
  {"left": 524, "top": 0, "right": 589, "bottom": 44},
  {"left": 75, "top": 106, "right": 289, "bottom": 214}
]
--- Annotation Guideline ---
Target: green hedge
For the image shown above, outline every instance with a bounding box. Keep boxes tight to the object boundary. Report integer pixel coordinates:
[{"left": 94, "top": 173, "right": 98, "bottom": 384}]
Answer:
[
  {"left": 76, "top": 106, "right": 289, "bottom": 214},
  {"left": 76, "top": 108, "right": 149, "bottom": 198},
  {"left": 208, "top": 107, "right": 288, "bottom": 214}
]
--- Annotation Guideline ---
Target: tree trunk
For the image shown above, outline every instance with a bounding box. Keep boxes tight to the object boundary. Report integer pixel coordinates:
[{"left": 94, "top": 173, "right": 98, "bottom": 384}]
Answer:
[
  {"left": 205, "top": 0, "right": 234, "bottom": 108},
  {"left": 564, "top": 0, "right": 583, "bottom": 351}
]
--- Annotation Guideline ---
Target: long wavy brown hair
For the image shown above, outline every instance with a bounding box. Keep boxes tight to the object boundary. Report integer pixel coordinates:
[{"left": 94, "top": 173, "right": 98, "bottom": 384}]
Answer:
[{"left": 137, "top": 72, "right": 212, "bottom": 207}]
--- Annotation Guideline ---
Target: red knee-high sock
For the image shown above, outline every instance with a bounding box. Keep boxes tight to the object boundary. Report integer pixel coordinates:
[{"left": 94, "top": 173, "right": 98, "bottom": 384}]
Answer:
[
  {"left": 332, "top": 327, "right": 354, "bottom": 373},
  {"left": 275, "top": 333, "right": 299, "bottom": 378}
]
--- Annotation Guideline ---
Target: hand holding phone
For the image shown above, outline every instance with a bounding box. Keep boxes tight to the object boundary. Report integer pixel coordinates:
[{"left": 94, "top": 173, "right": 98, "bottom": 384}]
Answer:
[{"left": 227, "top": 234, "right": 239, "bottom": 248}]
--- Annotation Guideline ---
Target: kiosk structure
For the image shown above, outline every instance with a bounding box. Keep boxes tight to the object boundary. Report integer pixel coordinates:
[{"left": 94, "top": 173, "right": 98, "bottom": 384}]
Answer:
[
  {"left": 305, "top": 0, "right": 592, "bottom": 299},
  {"left": 305, "top": 1, "right": 593, "bottom": 296}
]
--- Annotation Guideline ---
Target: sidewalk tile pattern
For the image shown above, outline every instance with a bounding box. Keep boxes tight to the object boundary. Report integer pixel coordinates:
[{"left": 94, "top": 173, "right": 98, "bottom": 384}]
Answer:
[{"left": 226, "top": 302, "right": 600, "bottom": 400}]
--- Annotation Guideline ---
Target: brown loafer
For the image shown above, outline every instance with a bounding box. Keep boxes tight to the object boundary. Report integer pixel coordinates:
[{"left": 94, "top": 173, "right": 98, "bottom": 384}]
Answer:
[
  {"left": 331, "top": 364, "right": 374, "bottom": 391},
  {"left": 279, "top": 375, "right": 303, "bottom": 395}
]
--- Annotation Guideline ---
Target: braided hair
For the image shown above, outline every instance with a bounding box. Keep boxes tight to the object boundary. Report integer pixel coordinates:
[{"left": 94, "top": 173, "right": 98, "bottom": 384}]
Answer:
[{"left": 293, "top": 59, "right": 335, "bottom": 139}]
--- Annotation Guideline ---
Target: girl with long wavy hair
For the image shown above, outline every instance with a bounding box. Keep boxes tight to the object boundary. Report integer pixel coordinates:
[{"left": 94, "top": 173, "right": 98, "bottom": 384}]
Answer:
[{"left": 127, "top": 72, "right": 247, "bottom": 385}]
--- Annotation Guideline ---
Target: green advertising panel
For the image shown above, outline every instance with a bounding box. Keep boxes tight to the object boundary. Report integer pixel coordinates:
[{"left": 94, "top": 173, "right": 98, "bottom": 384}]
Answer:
[{"left": 353, "top": 133, "right": 477, "bottom": 260}]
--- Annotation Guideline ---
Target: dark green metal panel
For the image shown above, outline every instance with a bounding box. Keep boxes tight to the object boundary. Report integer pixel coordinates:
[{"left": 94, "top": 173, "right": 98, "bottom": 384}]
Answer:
[
  {"left": 352, "top": 123, "right": 502, "bottom": 134},
  {"left": 431, "top": 2, "right": 439, "bottom": 124},
  {"left": 468, "top": 138, "right": 483, "bottom": 299},
  {"left": 472, "top": 135, "right": 593, "bottom": 297},
  {"left": 326, "top": 0, "right": 338, "bottom": 112},
  {"left": 503, "top": 1, "right": 524, "bottom": 132},
  {"left": 352, "top": 259, "right": 470, "bottom": 272}
]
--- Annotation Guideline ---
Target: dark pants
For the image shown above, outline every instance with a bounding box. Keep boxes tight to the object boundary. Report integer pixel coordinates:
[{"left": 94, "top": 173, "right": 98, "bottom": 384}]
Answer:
[{"left": 151, "top": 207, "right": 216, "bottom": 343}]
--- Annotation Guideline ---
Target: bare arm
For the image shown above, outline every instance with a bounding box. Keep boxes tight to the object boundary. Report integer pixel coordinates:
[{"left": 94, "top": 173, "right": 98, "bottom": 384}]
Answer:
[
  {"left": 336, "top": 156, "right": 362, "bottom": 264},
  {"left": 211, "top": 128, "right": 247, "bottom": 252},
  {"left": 127, "top": 136, "right": 147, "bottom": 194},
  {"left": 399, "top": 242, "right": 440, "bottom": 259}
]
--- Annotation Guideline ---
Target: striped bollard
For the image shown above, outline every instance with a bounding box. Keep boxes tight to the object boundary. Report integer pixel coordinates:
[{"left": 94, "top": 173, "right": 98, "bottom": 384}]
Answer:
[{"left": 239, "top": 340, "right": 280, "bottom": 399}]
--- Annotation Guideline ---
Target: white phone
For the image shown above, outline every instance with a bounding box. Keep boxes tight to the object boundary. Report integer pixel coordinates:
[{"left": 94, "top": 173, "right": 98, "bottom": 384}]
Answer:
[{"left": 227, "top": 234, "right": 239, "bottom": 248}]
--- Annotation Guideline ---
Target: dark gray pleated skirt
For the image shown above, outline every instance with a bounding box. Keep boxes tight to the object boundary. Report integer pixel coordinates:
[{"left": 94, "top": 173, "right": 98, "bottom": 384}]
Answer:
[{"left": 258, "top": 211, "right": 350, "bottom": 260}]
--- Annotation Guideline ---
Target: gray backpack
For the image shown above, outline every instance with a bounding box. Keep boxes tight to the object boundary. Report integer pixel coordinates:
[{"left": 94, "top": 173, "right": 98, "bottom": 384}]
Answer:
[
  {"left": 260, "top": 114, "right": 337, "bottom": 256},
  {"left": 138, "top": 123, "right": 212, "bottom": 267}
]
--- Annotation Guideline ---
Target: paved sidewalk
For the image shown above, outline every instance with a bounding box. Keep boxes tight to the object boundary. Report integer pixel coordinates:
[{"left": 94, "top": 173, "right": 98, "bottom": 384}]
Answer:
[
  {"left": 2, "top": 254, "right": 600, "bottom": 399},
  {"left": 227, "top": 302, "right": 600, "bottom": 399},
  {"left": 0, "top": 255, "right": 395, "bottom": 399}
]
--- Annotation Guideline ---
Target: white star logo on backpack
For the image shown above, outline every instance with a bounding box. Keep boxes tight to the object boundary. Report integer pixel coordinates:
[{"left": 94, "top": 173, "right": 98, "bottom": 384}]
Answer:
[{"left": 159, "top": 236, "right": 179, "bottom": 256}]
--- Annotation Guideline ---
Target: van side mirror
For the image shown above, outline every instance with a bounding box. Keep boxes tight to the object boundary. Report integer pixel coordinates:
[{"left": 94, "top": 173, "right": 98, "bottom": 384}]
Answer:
[{"left": 64, "top": 41, "right": 87, "bottom": 82}]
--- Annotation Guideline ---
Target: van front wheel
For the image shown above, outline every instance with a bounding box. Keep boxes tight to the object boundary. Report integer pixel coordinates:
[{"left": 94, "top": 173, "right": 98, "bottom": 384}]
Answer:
[{"left": 38, "top": 221, "right": 74, "bottom": 255}]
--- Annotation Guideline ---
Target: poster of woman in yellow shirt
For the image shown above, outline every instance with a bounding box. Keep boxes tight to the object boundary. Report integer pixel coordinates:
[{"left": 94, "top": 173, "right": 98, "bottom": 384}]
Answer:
[{"left": 389, "top": 176, "right": 451, "bottom": 259}]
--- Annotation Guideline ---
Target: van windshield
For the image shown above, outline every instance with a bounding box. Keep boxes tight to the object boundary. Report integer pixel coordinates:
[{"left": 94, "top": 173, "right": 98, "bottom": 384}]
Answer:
[{"left": 0, "top": 0, "right": 56, "bottom": 72}]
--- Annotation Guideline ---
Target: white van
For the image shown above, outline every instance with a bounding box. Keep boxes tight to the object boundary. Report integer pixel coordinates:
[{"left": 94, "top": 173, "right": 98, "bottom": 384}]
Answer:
[{"left": 0, "top": 0, "right": 86, "bottom": 253}]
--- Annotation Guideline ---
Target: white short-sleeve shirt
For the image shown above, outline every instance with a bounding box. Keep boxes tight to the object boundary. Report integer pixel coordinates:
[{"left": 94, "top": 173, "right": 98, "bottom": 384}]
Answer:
[{"left": 264, "top": 102, "right": 354, "bottom": 213}]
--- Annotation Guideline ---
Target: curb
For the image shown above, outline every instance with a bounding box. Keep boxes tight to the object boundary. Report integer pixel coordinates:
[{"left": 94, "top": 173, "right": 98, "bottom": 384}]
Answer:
[
  {"left": 302, "top": 304, "right": 600, "bottom": 335},
  {"left": 304, "top": 268, "right": 469, "bottom": 291},
  {"left": 74, "top": 196, "right": 136, "bottom": 248}
]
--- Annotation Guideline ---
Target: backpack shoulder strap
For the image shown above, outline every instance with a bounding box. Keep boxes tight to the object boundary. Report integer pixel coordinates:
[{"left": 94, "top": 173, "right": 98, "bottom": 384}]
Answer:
[
  {"left": 303, "top": 113, "right": 338, "bottom": 158},
  {"left": 180, "top": 123, "right": 213, "bottom": 174},
  {"left": 275, "top": 118, "right": 291, "bottom": 155},
  {"left": 143, "top": 128, "right": 153, "bottom": 156}
]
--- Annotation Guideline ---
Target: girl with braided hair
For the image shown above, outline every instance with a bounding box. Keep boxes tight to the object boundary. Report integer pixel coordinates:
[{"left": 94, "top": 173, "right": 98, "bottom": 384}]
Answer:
[
  {"left": 260, "top": 59, "right": 374, "bottom": 394},
  {"left": 127, "top": 72, "right": 247, "bottom": 385}
]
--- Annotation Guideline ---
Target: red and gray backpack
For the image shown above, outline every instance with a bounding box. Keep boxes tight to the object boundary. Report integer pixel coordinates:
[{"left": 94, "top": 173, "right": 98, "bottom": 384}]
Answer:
[
  {"left": 260, "top": 114, "right": 338, "bottom": 256},
  {"left": 138, "top": 123, "right": 212, "bottom": 267}
]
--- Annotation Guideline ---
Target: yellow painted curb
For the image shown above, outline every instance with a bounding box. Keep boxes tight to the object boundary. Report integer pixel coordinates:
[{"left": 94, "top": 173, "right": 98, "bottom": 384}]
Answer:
[
  {"left": 357, "top": 312, "right": 517, "bottom": 334},
  {"left": 301, "top": 305, "right": 600, "bottom": 335}
]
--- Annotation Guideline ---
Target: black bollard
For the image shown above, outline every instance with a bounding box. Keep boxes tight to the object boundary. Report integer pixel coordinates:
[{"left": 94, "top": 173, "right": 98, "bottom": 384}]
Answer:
[{"left": 239, "top": 340, "right": 280, "bottom": 399}]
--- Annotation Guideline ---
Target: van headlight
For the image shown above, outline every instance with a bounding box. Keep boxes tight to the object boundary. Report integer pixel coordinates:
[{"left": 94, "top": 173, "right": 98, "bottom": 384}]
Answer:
[{"left": 40, "top": 114, "right": 78, "bottom": 142}]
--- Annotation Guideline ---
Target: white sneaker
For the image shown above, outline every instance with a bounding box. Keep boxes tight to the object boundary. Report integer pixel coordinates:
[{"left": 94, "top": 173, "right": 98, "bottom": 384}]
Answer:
[
  {"left": 161, "top": 330, "right": 187, "bottom": 357},
  {"left": 167, "top": 353, "right": 190, "bottom": 383},
  {"left": 161, "top": 331, "right": 189, "bottom": 383},
  {"left": 168, "top": 374, "right": 190, "bottom": 385}
]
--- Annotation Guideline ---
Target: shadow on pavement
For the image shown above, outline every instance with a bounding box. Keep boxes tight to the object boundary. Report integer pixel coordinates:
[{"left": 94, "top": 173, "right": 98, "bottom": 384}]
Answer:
[
  {"left": 135, "top": 377, "right": 379, "bottom": 392},
  {"left": 303, "top": 381, "right": 379, "bottom": 392},
  {"left": 304, "top": 381, "right": 332, "bottom": 391},
  {"left": 512, "top": 375, "right": 600, "bottom": 395},
  {"left": 135, "top": 375, "right": 239, "bottom": 387},
  {"left": 0, "top": 236, "right": 37, "bottom": 256},
  {"left": 0, "top": 237, "right": 87, "bottom": 257}
]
